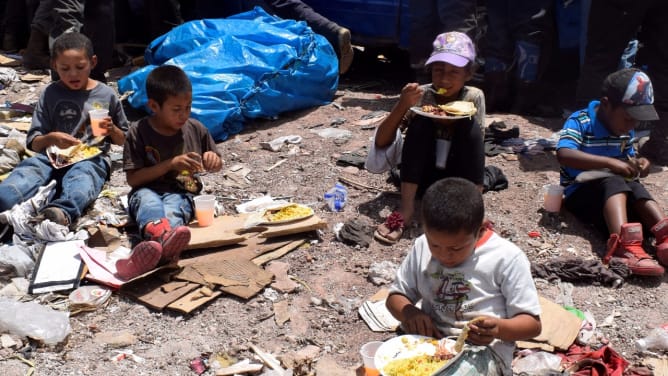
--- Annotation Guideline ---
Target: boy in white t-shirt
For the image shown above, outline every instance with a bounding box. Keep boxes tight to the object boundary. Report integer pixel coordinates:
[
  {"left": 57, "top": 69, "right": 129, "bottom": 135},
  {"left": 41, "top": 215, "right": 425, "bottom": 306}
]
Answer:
[{"left": 386, "top": 177, "right": 541, "bottom": 373}]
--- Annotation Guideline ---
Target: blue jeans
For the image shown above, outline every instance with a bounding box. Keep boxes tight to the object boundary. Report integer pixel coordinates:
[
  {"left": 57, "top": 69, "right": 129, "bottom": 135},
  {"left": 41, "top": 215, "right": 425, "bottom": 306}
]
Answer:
[
  {"left": 129, "top": 188, "right": 194, "bottom": 238},
  {"left": 0, "top": 153, "right": 108, "bottom": 223}
]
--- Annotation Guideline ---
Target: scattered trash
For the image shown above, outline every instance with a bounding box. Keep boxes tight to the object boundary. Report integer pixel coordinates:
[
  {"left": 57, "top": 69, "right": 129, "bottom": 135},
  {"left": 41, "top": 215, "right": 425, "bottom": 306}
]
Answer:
[
  {"left": 636, "top": 324, "right": 668, "bottom": 352},
  {"left": 190, "top": 353, "right": 210, "bottom": 375},
  {"left": 324, "top": 183, "right": 348, "bottom": 212},
  {"left": 513, "top": 350, "right": 562, "bottom": 374},
  {"left": 68, "top": 285, "right": 112, "bottom": 314},
  {"left": 0, "top": 298, "right": 71, "bottom": 345},
  {"left": 259, "top": 135, "right": 302, "bottom": 152},
  {"left": 528, "top": 230, "right": 541, "bottom": 238},
  {"left": 311, "top": 127, "right": 352, "bottom": 142},
  {"left": 110, "top": 349, "right": 144, "bottom": 363},
  {"left": 330, "top": 117, "right": 346, "bottom": 126},
  {"left": 368, "top": 261, "right": 399, "bottom": 285},
  {"left": 0, "top": 67, "right": 19, "bottom": 86},
  {"left": 235, "top": 195, "right": 289, "bottom": 214}
]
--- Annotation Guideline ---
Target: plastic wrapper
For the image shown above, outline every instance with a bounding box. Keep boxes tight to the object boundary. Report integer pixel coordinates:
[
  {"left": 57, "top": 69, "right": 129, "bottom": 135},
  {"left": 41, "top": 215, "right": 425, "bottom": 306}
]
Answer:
[{"left": 0, "top": 298, "right": 71, "bottom": 344}]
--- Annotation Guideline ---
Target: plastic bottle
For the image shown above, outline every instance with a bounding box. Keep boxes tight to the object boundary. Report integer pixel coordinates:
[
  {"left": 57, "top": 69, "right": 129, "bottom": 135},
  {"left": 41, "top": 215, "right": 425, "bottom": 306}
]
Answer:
[
  {"left": 635, "top": 324, "right": 668, "bottom": 352},
  {"left": 324, "top": 183, "right": 348, "bottom": 212}
]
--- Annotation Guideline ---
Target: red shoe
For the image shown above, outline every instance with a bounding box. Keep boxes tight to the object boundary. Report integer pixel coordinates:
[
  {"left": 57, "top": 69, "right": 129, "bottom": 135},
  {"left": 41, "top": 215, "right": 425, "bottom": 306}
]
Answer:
[
  {"left": 651, "top": 218, "right": 668, "bottom": 266},
  {"left": 604, "top": 223, "right": 664, "bottom": 276},
  {"left": 160, "top": 226, "right": 191, "bottom": 262},
  {"left": 115, "top": 241, "right": 162, "bottom": 280},
  {"left": 145, "top": 218, "right": 191, "bottom": 262}
]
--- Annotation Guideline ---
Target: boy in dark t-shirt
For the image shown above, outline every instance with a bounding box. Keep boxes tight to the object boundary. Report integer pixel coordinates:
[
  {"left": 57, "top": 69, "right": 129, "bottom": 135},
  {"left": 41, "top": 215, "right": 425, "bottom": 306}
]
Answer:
[
  {"left": 0, "top": 32, "right": 128, "bottom": 230},
  {"left": 116, "top": 65, "right": 223, "bottom": 280}
]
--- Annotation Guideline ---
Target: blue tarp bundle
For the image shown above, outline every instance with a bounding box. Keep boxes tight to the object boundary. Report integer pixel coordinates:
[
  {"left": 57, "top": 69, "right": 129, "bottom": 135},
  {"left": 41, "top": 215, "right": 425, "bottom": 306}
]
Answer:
[{"left": 118, "top": 7, "right": 338, "bottom": 142}]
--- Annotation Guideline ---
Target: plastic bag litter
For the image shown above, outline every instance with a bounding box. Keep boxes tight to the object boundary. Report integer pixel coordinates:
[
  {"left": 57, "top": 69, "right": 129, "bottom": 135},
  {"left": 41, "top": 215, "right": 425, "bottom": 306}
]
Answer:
[
  {"left": 118, "top": 7, "right": 338, "bottom": 142},
  {"left": 0, "top": 297, "right": 71, "bottom": 345}
]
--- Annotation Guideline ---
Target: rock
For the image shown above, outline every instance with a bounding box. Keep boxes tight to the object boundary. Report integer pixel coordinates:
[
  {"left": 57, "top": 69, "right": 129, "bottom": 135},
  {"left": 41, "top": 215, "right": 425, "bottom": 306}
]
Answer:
[{"left": 93, "top": 330, "right": 137, "bottom": 348}]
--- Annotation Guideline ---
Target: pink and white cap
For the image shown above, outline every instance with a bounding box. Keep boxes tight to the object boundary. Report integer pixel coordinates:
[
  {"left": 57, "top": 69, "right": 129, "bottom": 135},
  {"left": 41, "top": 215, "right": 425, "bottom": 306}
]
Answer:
[{"left": 425, "top": 32, "right": 476, "bottom": 67}]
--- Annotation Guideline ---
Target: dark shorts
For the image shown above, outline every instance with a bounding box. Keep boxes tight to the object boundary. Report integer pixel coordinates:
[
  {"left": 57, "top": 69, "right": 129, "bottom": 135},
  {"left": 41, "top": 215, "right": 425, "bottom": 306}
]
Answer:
[{"left": 564, "top": 176, "right": 654, "bottom": 234}]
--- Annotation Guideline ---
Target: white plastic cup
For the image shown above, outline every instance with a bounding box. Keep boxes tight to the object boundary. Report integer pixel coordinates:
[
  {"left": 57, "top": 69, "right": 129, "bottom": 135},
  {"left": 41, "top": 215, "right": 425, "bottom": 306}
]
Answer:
[
  {"left": 193, "top": 195, "right": 216, "bottom": 227},
  {"left": 543, "top": 184, "right": 564, "bottom": 213},
  {"left": 360, "top": 341, "right": 383, "bottom": 376},
  {"left": 89, "top": 109, "right": 109, "bottom": 136},
  {"left": 435, "top": 139, "right": 452, "bottom": 169}
]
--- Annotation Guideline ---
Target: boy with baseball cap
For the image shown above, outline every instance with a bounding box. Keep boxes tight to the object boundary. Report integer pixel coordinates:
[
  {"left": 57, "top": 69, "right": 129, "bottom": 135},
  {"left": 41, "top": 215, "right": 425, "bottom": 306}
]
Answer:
[
  {"left": 366, "top": 31, "right": 485, "bottom": 244},
  {"left": 557, "top": 68, "right": 668, "bottom": 277}
]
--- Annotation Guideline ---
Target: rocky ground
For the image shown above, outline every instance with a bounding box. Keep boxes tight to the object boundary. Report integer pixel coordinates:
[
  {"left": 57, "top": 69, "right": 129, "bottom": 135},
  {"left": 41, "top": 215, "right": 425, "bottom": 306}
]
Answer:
[{"left": 1, "top": 50, "right": 668, "bottom": 375}]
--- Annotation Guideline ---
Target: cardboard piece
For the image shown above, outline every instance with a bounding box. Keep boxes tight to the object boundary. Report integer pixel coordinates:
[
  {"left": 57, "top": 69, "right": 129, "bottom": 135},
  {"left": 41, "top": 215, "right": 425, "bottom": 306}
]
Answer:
[
  {"left": 516, "top": 296, "right": 582, "bottom": 351},
  {"left": 646, "top": 358, "right": 668, "bottom": 376},
  {"left": 256, "top": 215, "right": 327, "bottom": 238},
  {"left": 122, "top": 278, "right": 199, "bottom": 311},
  {"left": 177, "top": 258, "right": 274, "bottom": 300},
  {"left": 167, "top": 287, "right": 223, "bottom": 313},
  {"left": 29, "top": 240, "right": 85, "bottom": 294},
  {"left": 186, "top": 213, "right": 325, "bottom": 250},
  {"left": 186, "top": 215, "right": 247, "bottom": 250},
  {"left": 0, "top": 54, "right": 20, "bottom": 66}
]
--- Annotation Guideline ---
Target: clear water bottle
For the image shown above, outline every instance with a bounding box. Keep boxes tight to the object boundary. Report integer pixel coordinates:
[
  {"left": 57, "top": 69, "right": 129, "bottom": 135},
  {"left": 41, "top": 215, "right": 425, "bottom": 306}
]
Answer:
[
  {"left": 324, "top": 183, "right": 348, "bottom": 212},
  {"left": 636, "top": 325, "right": 668, "bottom": 352}
]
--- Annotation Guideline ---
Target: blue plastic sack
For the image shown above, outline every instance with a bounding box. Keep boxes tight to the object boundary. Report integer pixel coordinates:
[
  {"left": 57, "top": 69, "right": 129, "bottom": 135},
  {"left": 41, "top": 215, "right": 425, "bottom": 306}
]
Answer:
[{"left": 118, "top": 7, "right": 338, "bottom": 142}]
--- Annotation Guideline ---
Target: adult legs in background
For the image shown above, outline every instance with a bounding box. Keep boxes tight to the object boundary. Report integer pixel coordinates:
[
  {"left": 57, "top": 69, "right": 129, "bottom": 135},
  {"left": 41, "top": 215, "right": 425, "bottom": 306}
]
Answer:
[
  {"left": 637, "top": 1, "right": 668, "bottom": 165},
  {"left": 409, "top": 0, "right": 478, "bottom": 80},
  {"left": 50, "top": 0, "right": 115, "bottom": 82},
  {"left": 483, "top": 0, "right": 550, "bottom": 114}
]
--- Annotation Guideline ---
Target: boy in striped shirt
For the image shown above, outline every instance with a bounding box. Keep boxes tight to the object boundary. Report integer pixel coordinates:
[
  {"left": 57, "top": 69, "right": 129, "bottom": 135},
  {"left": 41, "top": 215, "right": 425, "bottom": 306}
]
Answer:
[{"left": 557, "top": 68, "right": 668, "bottom": 277}]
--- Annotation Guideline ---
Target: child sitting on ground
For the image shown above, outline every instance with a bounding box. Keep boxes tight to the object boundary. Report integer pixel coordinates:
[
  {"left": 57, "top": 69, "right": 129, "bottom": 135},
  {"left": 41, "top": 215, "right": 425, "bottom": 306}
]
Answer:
[
  {"left": 366, "top": 32, "right": 485, "bottom": 244},
  {"left": 0, "top": 32, "right": 127, "bottom": 229},
  {"left": 386, "top": 177, "right": 541, "bottom": 373},
  {"left": 557, "top": 68, "right": 668, "bottom": 277},
  {"left": 115, "top": 65, "right": 223, "bottom": 280}
]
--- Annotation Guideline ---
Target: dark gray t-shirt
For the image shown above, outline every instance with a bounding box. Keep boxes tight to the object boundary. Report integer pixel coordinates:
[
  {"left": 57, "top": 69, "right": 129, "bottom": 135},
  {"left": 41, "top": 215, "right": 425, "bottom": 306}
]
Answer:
[
  {"left": 123, "top": 118, "right": 220, "bottom": 194},
  {"left": 27, "top": 81, "right": 129, "bottom": 163}
]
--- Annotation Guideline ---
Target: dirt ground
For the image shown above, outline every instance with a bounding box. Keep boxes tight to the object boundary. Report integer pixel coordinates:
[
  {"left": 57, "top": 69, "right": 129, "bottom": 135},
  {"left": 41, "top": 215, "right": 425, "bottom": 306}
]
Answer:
[{"left": 1, "top": 52, "right": 668, "bottom": 375}]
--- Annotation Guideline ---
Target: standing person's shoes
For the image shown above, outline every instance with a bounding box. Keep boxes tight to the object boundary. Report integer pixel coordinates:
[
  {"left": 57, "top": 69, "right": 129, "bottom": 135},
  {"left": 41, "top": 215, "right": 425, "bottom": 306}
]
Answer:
[
  {"left": 22, "top": 28, "right": 50, "bottom": 70},
  {"left": 115, "top": 240, "right": 162, "bottom": 280},
  {"left": 652, "top": 218, "right": 668, "bottom": 266},
  {"left": 337, "top": 27, "right": 354, "bottom": 75},
  {"left": 604, "top": 223, "right": 664, "bottom": 276},
  {"left": 144, "top": 218, "right": 191, "bottom": 262}
]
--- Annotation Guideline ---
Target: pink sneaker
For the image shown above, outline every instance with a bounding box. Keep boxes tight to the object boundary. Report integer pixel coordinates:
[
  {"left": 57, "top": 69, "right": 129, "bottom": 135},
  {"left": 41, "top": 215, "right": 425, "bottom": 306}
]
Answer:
[
  {"left": 115, "top": 241, "right": 162, "bottom": 280},
  {"left": 160, "top": 226, "right": 191, "bottom": 262},
  {"left": 604, "top": 223, "right": 664, "bottom": 277}
]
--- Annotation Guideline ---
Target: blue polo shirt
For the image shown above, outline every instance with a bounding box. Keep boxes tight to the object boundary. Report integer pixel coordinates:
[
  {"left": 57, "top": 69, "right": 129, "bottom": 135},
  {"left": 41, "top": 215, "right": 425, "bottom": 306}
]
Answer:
[{"left": 556, "top": 100, "right": 636, "bottom": 197}]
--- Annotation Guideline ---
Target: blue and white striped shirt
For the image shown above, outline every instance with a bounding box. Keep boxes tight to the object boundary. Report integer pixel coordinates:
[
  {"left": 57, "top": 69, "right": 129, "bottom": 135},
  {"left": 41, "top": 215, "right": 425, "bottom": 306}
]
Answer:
[{"left": 556, "top": 100, "right": 636, "bottom": 196}]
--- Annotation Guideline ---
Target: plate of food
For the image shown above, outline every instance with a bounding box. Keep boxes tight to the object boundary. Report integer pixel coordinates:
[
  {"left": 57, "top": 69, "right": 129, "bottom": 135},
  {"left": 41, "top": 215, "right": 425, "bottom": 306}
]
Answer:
[
  {"left": 243, "top": 203, "right": 314, "bottom": 228},
  {"left": 374, "top": 335, "right": 457, "bottom": 376},
  {"left": 46, "top": 143, "right": 102, "bottom": 169},
  {"left": 410, "top": 101, "right": 477, "bottom": 120}
]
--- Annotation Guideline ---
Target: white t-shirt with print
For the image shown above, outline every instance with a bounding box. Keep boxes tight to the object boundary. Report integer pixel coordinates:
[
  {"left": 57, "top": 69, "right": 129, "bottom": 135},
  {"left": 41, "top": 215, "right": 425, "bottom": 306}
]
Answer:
[{"left": 389, "top": 230, "right": 541, "bottom": 370}]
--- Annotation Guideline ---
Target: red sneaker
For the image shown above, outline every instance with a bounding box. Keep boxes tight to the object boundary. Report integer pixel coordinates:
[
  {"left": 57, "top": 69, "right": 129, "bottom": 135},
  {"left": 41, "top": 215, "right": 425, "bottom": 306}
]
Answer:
[
  {"left": 651, "top": 218, "right": 668, "bottom": 266},
  {"left": 115, "top": 241, "right": 162, "bottom": 280},
  {"left": 144, "top": 219, "right": 191, "bottom": 262},
  {"left": 160, "top": 226, "right": 191, "bottom": 262},
  {"left": 604, "top": 223, "right": 664, "bottom": 276}
]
